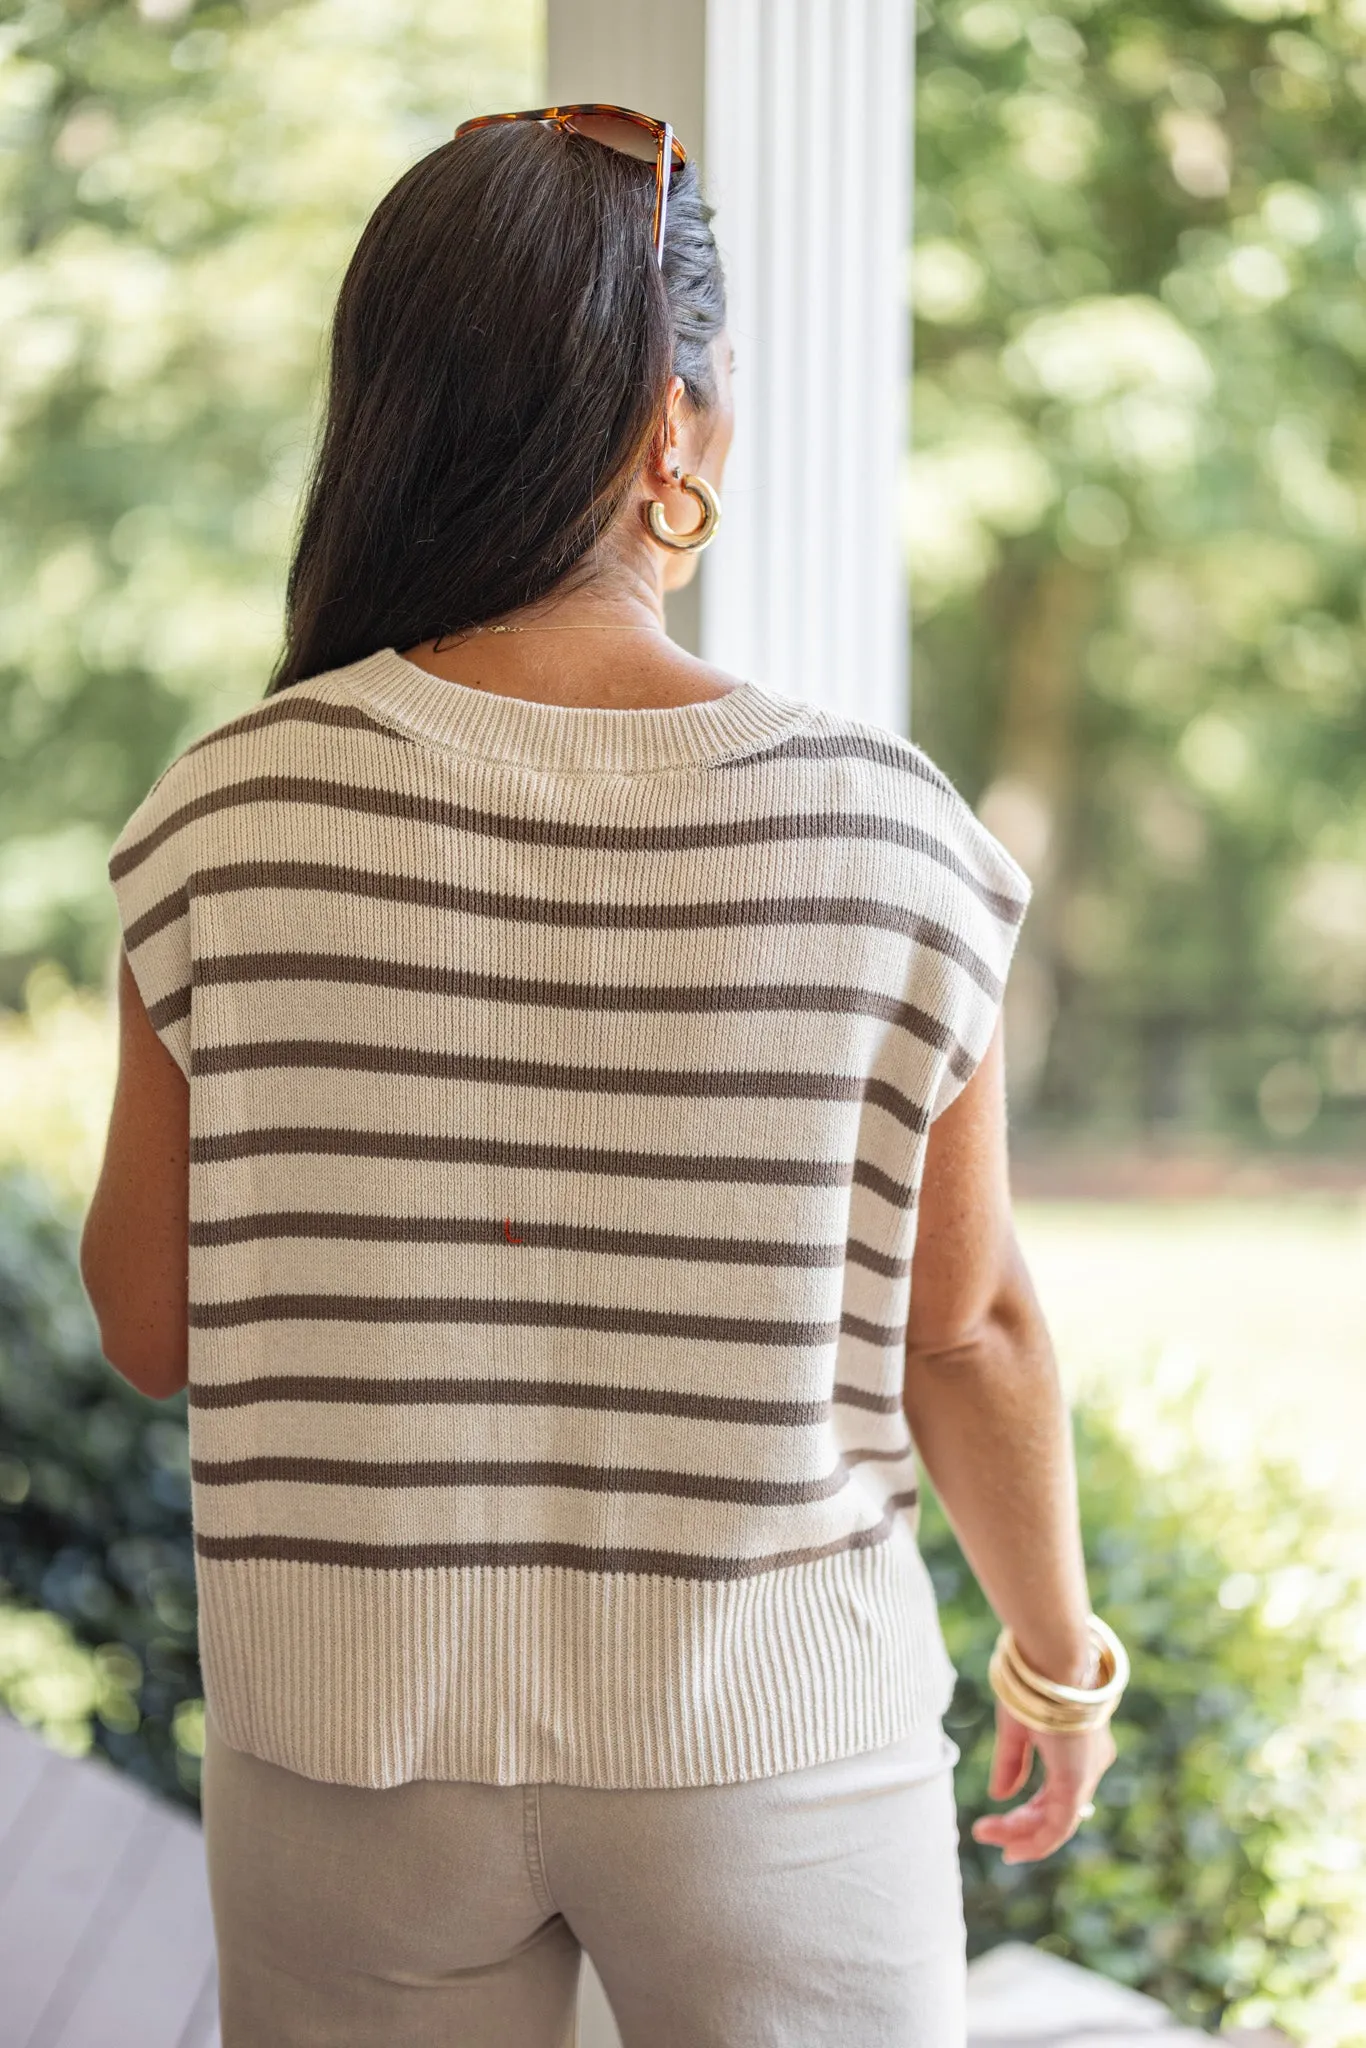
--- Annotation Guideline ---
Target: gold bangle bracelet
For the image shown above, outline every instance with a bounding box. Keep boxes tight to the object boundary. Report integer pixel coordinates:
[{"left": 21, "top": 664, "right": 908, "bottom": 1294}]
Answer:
[
  {"left": 1004, "top": 1617, "right": 1129, "bottom": 1706},
  {"left": 989, "top": 1652, "right": 1119, "bottom": 1735},
  {"left": 988, "top": 1615, "right": 1130, "bottom": 1735},
  {"left": 989, "top": 1656, "right": 1116, "bottom": 1734},
  {"left": 990, "top": 1621, "right": 1127, "bottom": 1728}
]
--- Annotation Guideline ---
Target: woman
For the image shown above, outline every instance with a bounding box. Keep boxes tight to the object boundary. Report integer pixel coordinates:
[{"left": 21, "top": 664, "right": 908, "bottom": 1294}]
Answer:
[{"left": 82, "top": 108, "right": 1121, "bottom": 2048}]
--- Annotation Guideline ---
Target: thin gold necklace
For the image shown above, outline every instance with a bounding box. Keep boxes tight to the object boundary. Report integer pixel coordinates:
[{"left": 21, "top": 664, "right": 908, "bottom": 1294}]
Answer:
[{"left": 437, "top": 622, "right": 664, "bottom": 646}]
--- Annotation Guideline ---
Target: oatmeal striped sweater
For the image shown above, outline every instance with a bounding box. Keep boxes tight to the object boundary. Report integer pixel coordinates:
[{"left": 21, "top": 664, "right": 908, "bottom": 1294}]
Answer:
[{"left": 107, "top": 647, "right": 1030, "bottom": 1791}]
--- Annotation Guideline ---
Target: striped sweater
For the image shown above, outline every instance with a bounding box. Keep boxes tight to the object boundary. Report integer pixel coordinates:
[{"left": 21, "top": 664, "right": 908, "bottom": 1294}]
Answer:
[{"left": 107, "top": 646, "right": 1031, "bottom": 1790}]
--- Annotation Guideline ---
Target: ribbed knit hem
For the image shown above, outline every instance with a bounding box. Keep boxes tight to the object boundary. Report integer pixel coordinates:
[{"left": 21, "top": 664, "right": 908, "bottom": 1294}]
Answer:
[
  {"left": 195, "top": 1536, "right": 958, "bottom": 1790},
  {"left": 332, "top": 648, "right": 816, "bottom": 775}
]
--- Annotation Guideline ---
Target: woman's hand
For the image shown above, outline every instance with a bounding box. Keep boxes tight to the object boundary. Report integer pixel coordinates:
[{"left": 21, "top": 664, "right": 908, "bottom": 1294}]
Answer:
[{"left": 970, "top": 1707, "right": 1117, "bottom": 1864}]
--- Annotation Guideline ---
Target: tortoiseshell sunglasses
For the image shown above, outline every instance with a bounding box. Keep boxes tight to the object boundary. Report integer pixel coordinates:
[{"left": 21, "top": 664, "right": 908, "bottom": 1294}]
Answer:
[{"left": 453, "top": 104, "right": 687, "bottom": 267}]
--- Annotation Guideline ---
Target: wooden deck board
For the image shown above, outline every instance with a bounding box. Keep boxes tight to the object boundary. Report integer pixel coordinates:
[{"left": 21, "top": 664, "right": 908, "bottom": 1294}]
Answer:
[
  {"left": 0, "top": 1742, "right": 150, "bottom": 2044},
  {"left": 25, "top": 1803, "right": 170, "bottom": 2048},
  {"left": 0, "top": 1716, "right": 56, "bottom": 1863},
  {"left": 0, "top": 1719, "right": 221, "bottom": 2048},
  {"left": 175, "top": 1968, "right": 223, "bottom": 2048},
  {"left": 45, "top": 1805, "right": 218, "bottom": 2048}
]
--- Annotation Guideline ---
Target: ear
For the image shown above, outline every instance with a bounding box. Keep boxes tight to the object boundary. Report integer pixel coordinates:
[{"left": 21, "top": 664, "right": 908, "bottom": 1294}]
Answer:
[{"left": 643, "top": 374, "right": 689, "bottom": 488}]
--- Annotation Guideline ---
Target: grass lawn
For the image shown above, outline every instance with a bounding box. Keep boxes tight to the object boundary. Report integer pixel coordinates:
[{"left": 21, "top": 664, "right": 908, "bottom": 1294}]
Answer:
[{"left": 1016, "top": 1195, "right": 1366, "bottom": 1526}]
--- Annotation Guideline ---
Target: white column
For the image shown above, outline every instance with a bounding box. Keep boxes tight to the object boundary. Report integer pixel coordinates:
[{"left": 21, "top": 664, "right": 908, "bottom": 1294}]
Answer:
[{"left": 546, "top": 0, "right": 914, "bottom": 734}]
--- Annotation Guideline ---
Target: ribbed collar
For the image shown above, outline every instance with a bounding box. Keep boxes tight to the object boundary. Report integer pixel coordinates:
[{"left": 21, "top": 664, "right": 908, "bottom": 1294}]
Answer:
[{"left": 333, "top": 646, "right": 814, "bottom": 775}]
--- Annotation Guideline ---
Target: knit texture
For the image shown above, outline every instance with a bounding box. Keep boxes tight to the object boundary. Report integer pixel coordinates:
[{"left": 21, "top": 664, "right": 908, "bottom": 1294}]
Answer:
[{"left": 107, "top": 647, "right": 1031, "bottom": 1790}]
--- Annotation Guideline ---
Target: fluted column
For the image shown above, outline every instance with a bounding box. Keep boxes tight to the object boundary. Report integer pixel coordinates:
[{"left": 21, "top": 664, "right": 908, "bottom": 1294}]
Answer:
[{"left": 546, "top": 0, "right": 914, "bottom": 733}]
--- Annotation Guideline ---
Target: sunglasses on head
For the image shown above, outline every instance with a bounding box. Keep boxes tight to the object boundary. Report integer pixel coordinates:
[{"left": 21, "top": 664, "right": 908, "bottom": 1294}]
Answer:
[{"left": 453, "top": 104, "right": 688, "bottom": 268}]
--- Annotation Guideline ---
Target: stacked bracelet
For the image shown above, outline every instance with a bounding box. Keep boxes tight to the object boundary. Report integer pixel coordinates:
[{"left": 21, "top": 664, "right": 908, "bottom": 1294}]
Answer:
[{"left": 988, "top": 1615, "right": 1130, "bottom": 1735}]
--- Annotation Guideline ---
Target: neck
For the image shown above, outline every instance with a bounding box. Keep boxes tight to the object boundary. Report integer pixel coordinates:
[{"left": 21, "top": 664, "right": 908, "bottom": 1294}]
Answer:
[
  {"left": 466, "top": 548, "right": 669, "bottom": 639},
  {"left": 401, "top": 547, "right": 732, "bottom": 714}
]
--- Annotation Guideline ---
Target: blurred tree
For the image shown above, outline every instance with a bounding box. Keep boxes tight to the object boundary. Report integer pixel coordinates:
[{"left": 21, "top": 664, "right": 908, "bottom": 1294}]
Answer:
[
  {"left": 0, "top": 0, "right": 536, "bottom": 1001},
  {"left": 910, "top": 0, "right": 1366, "bottom": 1145},
  {"left": 3, "top": 0, "right": 1365, "bottom": 1152}
]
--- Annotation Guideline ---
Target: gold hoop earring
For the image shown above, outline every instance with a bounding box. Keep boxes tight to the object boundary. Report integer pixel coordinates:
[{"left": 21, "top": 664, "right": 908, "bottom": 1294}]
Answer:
[{"left": 646, "top": 472, "right": 722, "bottom": 553}]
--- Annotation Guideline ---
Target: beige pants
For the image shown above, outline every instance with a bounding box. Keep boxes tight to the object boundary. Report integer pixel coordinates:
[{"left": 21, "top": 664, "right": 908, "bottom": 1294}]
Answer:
[{"left": 201, "top": 1710, "right": 966, "bottom": 2047}]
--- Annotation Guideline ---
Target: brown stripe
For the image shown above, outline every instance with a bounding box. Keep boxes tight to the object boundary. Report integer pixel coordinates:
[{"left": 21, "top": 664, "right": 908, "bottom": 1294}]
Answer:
[
  {"left": 190, "top": 1038, "right": 931, "bottom": 1138},
  {"left": 846, "top": 1236, "right": 913, "bottom": 1280},
  {"left": 843, "top": 1445, "right": 915, "bottom": 1465},
  {"left": 193, "top": 1512, "right": 910, "bottom": 1581},
  {"left": 186, "top": 1212, "right": 914, "bottom": 1276},
  {"left": 191, "top": 944, "right": 1002, "bottom": 1013},
  {"left": 125, "top": 885, "right": 189, "bottom": 949},
  {"left": 188, "top": 1128, "right": 855, "bottom": 1185},
  {"left": 148, "top": 985, "right": 191, "bottom": 1030},
  {"left": 832, "top": 1383, "right": 903, "bottom": 1414},
  {"left": 852, "top": 1158, "right": 916, "bottom": 1210},
  {"left": 187, "top": 1293, "right": 840, "bottom": 1344},
  {"left": 718, "top": 725, "right": 956, "bottom": 798},
  {"left": 136, "top": 854, "right": 1022, "bottom": 942},
  {"left": 187, "top": 1212, "right": 850, "bottom": 1264},
  {"left": 213, "top": 903, "right": 988, "bottom": 999},
  {"left": 152, "top": 958, "right": 970, "bottom": 1089},
  {"left": 946, "top": 1041, "right": 978, "bottom": 1084},
  {"left": 187, "top": 1373, "right": 832, "bottom": 1424},
  {"left": 108, "top": 774, "right": 1024, "bottom": 930},
  {"left": 182, "top": 694, "right": 402, "bottom": 759},
  {"left": 189, "top": 1453, "right": 851, "bottom": 1507},
  {"left": 840, "top": 1309, "right": 907, "bottom": 1349}
]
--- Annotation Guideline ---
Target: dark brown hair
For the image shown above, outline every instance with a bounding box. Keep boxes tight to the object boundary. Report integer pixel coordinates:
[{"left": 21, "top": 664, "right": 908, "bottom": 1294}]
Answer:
[{"left": 267, "top": 123, "right": 727, "bottom": 693}]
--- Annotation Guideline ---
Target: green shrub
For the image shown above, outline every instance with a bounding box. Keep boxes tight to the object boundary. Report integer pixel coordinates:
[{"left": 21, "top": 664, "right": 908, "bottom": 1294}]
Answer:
[
  {"left": 924, "top": 1406, "right": 1363, "bottom": 2036},
  {"left": 0, "top": 1168, "right": 1360, "bottom": 2032},
  {"left": 0, "top": 1170, "right": 200, "bottom": 1804}
]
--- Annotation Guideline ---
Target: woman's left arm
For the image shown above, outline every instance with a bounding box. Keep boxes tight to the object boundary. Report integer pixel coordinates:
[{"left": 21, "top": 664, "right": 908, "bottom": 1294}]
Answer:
[{"left": 80, "top": 948, "right": 191, "bottom": 1401}]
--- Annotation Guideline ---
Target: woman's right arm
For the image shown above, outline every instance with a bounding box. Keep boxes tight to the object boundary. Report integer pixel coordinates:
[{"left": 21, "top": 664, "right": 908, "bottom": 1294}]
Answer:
[{"left": 902, "top": 1021, "right": 1116, "bottom": 1863}]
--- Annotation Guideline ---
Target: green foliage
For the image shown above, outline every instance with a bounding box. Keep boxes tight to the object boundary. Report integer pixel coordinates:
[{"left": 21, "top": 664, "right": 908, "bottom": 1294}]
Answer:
[
  {"left": 1, "top": 1169, "right": 1359, "bottom": 2031},
  {"left": 911, "top": 0, "right": 1366, "bottom": 1144},
  {"left": 0, "top": 0, "right": 536, "bottom": 1004},
  {"left": 923, "top": 1403, "right": 1363, "bottom": 2035},
  {"left": 0, "top": 1601, "right": 156, "bottom": 1763},
  {"left": 3, "top": 0, "right": 1364, "bottom": 1152},
  {"left": 0, "top": 1169, "right": 200, "bottom": 1803}
]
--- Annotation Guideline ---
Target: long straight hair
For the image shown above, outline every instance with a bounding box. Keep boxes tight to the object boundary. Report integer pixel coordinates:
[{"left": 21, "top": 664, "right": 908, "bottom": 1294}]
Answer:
[{"left": 267, "top": 124, "right": 727, "bottom": 694}]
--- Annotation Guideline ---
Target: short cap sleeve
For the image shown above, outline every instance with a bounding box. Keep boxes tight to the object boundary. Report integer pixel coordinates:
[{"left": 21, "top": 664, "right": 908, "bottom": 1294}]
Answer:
[
  {"left": 107, "top": 758, "right": 196, "bottom": 1080},
  {"left": 920, "top": 786, "right": 1033, "bottom": 1124}
]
